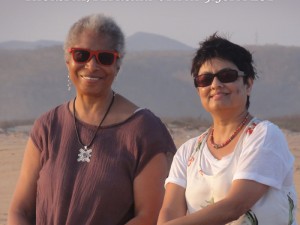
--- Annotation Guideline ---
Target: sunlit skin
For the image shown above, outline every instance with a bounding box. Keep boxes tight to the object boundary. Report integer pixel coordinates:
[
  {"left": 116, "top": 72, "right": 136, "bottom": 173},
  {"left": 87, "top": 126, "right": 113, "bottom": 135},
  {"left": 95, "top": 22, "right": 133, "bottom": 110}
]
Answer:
[
  {"left": 65, "top": 30, "right": 120, "bottom": 126},
  {"left": 196, "top": 58, "right": 254, "bottom": 159},
  {"left": 197, "top": 58, "right": 253, "bottom": 119},
  {"left": 66, "top": 30, "right": 119, "bottom": 100},
  {"left": 8, "top": 30, "right": 172, "bottom": 225},
  {"left": 65, "top": 30, "right": 170, "bottom": 225},
  {"left": 157, "top": 58, "right": 269, "bottom": 225},
  {"left": 8, "top": 20, "right": 174, "bottom": 225}
]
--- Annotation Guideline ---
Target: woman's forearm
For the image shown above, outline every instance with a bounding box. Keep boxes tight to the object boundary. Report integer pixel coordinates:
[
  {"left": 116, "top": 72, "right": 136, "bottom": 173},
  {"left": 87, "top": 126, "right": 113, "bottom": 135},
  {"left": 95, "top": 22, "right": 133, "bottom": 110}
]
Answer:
[
  {"left": 158, "top": 197, "right": 242, "bottom": 225},
  {"left": 158, "top": 207, "right": 187, "bottom": 225},
  {"left": 124, "top": 214, "right": 157, "bottom": 225}
]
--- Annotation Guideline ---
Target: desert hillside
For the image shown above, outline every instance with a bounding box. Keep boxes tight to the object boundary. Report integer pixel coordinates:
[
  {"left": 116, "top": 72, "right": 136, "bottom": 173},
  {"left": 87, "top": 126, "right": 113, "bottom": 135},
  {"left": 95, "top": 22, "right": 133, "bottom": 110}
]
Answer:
[{"left": 1, "top": 43, "right": 300, "bottom": 123}]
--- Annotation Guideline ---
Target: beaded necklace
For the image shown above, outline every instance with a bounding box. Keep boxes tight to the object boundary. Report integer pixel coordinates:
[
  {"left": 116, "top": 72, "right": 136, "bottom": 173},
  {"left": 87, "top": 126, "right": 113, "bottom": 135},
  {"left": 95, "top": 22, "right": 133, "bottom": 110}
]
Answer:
[{"left": 210, "top": 113, "right": 249, "bottom": 149}]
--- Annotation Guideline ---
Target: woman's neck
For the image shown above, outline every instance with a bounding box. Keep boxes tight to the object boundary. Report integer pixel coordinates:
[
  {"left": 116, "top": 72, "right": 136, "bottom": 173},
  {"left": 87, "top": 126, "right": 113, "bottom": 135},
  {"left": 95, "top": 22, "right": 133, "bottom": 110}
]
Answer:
[
  {"left": 73, "top": 91, "right": 115, "bottom": 126},
  {"left": 210, "top": 110, "right": 250, "bottom": 142}
]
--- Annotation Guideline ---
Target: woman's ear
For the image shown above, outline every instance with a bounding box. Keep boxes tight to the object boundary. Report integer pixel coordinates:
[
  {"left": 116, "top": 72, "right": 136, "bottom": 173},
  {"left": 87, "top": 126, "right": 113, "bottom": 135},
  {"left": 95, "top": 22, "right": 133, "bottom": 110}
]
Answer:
[
  {"left": 246, "top": 78, "right": 254, "bottom": 95},
  {"left": 65, "top": 54, "right": 70, "bottom": 64}
]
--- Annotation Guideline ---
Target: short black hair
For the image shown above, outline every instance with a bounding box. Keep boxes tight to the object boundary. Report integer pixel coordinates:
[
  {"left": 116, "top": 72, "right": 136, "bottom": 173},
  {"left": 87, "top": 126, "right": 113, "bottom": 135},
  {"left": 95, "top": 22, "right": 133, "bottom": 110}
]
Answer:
[
  {"left": 191, "top": 33, "right": 257, "bottom": 78},
  {"left": 191, "top": 33, "right": 258, "bottom": 109}
]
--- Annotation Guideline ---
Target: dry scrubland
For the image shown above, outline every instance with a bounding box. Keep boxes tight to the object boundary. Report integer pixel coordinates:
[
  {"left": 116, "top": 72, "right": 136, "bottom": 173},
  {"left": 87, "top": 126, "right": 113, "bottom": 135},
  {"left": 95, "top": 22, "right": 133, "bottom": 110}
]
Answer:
[{"left": 0, "top": 116, "right": 299, "bottom": 224}]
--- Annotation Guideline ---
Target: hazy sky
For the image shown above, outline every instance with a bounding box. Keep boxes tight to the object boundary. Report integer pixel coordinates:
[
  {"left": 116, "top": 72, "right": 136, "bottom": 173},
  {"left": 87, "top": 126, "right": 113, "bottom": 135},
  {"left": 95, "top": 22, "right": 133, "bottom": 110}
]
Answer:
[{"left": 1, "top": 0, "right": 299, "bottom": 48}]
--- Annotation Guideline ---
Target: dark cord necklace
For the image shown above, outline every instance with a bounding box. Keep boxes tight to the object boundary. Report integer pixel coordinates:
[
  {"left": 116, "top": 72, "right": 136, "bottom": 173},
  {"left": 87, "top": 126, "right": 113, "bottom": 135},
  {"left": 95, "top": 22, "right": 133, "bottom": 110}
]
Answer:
[
  {"left": 210, "top": 113, "right": 249, "bottom": 149},
  {"left": 73, "top": 91, "right": 115, "bottom": 162}
]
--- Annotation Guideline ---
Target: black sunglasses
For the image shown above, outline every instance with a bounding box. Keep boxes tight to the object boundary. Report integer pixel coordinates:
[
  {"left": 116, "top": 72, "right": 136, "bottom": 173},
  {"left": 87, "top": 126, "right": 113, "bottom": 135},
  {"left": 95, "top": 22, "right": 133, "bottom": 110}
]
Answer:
[
  {"left": 194, "top": 68, "right": 245, "bottom": 87},
  {"left": 68, "top": 48, "right": 119, "bottom": 66}
]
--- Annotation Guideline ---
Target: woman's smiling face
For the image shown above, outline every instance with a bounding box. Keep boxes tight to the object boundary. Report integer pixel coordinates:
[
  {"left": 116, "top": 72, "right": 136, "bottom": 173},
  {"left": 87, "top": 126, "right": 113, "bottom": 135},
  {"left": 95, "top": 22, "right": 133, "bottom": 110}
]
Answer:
[
  {"left": 197, "top": 57, "right": 253, "bottom": 114},
  {"left": 66, "top": 30, "right": 119, "bottom": 98}
]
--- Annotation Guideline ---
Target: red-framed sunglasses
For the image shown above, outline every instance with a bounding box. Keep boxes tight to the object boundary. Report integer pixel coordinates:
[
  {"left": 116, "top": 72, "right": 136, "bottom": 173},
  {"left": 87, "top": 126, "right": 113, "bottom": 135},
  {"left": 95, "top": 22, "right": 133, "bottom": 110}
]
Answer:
[{"left": 68, "top": 48, "right": 120, "bottom": 66}]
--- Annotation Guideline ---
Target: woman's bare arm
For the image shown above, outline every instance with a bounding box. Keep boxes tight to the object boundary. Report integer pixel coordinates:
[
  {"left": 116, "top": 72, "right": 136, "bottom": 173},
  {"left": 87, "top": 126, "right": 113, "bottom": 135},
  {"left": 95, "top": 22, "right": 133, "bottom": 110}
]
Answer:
[
  {"left": 125, "top": 153, "right": 170, "bottom": 225},
  {"left": 7, "top": 138, "right": 41, "bottom": 225},
  {"left": 158, "top": 179, "right": 269, "bottom": 225},
  {"left": 157, "top": 183, "right": 187, "bottom": 225}
]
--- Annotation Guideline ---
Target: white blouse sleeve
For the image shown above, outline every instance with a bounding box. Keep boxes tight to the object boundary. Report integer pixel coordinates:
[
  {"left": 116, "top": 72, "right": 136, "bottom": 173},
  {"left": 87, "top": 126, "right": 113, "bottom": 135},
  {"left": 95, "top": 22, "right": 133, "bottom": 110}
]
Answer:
[
  {"left": 165, "top": 137, "right": 198, "bottom": 188},
  {"left": 234, "top": 121, "right": 294, "bottom": 190}
]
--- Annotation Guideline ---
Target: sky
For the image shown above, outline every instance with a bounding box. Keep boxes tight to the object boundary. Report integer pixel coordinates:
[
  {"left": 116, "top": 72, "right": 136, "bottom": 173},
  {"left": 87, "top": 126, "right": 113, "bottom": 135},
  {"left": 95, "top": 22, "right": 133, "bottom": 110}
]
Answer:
[{"left": 1, "top": 0, "right": 300, "bottom": 48}]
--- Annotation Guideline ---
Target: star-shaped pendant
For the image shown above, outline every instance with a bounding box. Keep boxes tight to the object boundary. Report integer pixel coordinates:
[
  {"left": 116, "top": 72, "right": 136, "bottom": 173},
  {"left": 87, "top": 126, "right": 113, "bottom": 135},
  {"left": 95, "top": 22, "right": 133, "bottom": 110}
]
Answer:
[{"left": 77, "top": 146, "right": 92, "bottom": 162}]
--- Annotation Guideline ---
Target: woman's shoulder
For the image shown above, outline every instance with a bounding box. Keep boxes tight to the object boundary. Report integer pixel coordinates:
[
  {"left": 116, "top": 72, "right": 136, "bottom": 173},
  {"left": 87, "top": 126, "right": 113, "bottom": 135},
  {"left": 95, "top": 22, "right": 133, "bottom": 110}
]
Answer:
[
  {"left": 34, "top": 102, "right": 70, "bottom": 126},
  {"left": 126, "top": 108, "right": 166, "bottom": 132},
  {"left": 30, "top": 102, "right": 71, "bottom": 143},
  {"left": 176, "top": 133, "right": 207, "bottom": 158},
  {"left": 243, "top": 118, "right": 289, "bottom": 153},
  {"left": 246, "top": 118, "right": 284, "bottom": 139},
  {"left": 113, "top": 93, "right": 164, "bottom": 127}
]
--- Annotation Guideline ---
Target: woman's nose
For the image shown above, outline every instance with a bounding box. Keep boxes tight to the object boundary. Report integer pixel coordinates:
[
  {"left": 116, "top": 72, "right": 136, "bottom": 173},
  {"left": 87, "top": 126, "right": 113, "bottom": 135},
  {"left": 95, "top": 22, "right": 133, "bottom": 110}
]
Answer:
[
  {"left": 210, "top": 76, "right": 223, "bottom": 88},
  {"left": 85, "top": 56, "right": 100, "bottom": 71}
]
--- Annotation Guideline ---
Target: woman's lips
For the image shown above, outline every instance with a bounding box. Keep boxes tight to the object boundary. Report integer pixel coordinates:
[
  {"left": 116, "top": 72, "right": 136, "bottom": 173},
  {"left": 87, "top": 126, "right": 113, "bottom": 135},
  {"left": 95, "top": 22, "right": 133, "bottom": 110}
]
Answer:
[
  {"left": 210, "top": 92, "right": 228, "bottom": 99},
  {"left": 80, "top": 75, "right": 102, "bottom": 81}
]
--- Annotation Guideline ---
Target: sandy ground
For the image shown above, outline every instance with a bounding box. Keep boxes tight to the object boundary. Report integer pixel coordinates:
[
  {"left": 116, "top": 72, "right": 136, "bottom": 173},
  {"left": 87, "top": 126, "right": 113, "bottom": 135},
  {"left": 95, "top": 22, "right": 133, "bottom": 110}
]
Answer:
[{"left": 0, "top": 125, "right": 299, "bottom": 224}]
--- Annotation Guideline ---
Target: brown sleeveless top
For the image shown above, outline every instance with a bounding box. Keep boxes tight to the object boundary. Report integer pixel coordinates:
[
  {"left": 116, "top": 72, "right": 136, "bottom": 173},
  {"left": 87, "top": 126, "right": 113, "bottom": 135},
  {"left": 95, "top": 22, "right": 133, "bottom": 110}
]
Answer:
[{"left": 31, "top": 102, "right": 176, "bottom": 225}]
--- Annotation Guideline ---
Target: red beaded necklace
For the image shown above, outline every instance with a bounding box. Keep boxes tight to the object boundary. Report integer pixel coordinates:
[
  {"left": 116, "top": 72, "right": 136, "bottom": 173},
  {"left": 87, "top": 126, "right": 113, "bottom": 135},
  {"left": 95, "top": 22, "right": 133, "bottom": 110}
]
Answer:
[{"left": 210, "top": 113, "right": 249, "bottom": 149}]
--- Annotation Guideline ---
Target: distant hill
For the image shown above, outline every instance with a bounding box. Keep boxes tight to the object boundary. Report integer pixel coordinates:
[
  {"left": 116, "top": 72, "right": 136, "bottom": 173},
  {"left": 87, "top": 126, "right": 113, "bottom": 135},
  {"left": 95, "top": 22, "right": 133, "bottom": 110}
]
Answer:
[
  {"left": 0, "top": 40, "right": 299, "bottom": 124},
  {"left": 0, "top": 32, "right": 193, "bottom": 52},
  {"left": 0, "top": 40, "right": 62, "bottom": 50},
  {"left": 126, "top": 32, "right": 194, "bottom": 52}
]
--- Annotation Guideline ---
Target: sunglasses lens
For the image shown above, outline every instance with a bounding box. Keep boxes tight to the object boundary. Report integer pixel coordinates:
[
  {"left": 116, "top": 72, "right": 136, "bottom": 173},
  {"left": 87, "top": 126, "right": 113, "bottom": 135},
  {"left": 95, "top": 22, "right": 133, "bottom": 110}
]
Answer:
[
  {"left": 72, "top": 50, "right": 90, "bottom": 63},
  {"left": 195, "top": 74, "right": 213, "bottom": 87},
  {"left": 70, "top": 48, "right": 117, "bottom": 65},
  {"left": 194, "top": 70, "right": 241, "bottom": 87},
  {"left": 217, "top": 70, "right": 238, "bottom": 83},
  {"left": 98, "top": 52, "right": 115, "bottom": 65}
]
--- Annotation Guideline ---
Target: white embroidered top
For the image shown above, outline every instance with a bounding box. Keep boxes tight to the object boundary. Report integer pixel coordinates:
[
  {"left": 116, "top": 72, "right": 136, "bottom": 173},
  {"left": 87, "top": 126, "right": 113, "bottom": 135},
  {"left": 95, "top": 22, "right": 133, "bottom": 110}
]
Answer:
[{"left": 166, "top": 118, "right": 298, "bottom": 225}]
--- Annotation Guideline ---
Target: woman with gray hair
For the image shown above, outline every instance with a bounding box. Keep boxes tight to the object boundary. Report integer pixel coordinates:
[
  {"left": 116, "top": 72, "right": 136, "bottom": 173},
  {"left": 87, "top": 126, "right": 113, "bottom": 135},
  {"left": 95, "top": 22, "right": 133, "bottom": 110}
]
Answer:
[{"left": 8, "top": 14, "right": 176, "bottom": 225}]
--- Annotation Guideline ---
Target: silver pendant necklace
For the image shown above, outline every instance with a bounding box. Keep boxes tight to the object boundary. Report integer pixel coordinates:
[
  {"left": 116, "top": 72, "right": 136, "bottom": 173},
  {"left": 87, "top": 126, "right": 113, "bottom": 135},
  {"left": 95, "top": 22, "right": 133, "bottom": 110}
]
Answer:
[{"left": 73, "top": 92, "right": 115, "bottom": 163}]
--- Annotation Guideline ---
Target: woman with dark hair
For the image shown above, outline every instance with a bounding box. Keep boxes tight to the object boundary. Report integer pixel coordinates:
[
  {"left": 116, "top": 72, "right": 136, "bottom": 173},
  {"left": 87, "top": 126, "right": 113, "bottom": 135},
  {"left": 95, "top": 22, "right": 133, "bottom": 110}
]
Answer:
[
  {"left": 7, "top": 14, "right": 176, "bottom": 225},
  {"left": 158, "top": 34, "right": 297, "bottom": 225}
]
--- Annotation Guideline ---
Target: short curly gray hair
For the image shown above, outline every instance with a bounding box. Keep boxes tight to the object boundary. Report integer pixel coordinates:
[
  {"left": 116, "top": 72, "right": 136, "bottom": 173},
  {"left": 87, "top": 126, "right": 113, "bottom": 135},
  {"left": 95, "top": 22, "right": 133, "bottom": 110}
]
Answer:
[{"left": 64, "top": 14, "right": 125, "bottom": 65}]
